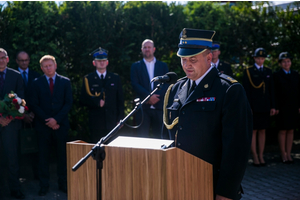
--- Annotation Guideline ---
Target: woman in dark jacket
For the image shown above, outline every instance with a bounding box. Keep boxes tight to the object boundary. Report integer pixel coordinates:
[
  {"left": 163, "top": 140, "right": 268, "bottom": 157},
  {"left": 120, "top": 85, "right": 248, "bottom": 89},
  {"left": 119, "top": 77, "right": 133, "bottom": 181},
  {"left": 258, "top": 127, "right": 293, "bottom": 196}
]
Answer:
[{"left": 273, "top": 52, "right": 300, "bottom": 164}]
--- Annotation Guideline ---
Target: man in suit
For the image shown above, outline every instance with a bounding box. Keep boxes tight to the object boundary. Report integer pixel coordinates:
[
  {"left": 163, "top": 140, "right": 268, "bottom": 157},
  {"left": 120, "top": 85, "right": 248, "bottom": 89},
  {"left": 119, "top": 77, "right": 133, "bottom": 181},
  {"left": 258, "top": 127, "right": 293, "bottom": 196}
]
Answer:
[
  {"left": 30, "top": 55, "right": 72, "bottom": 196},
  {"left": 0, "top": 48, "right": 25, "bottom": 199},
  {"left": 211, "top": 41, "right": 233, "bottom": 77},
  {"left": 242, "top": 47, "right": 276, "bottom": 167},
  {"left": 130, "top": 39, "right": 169, "bottom": 138},
  {"left": 164, "top": 29, "right": 252, "bottom": 200},
  {"left": 80, "top": 48, "right": 124, "bottom": 143},
  {"left": 16, "top": 51, "right": 40, "bottom": 124},
  {"left": 16, "top": 51, "right": 40, "bottom": 180}
]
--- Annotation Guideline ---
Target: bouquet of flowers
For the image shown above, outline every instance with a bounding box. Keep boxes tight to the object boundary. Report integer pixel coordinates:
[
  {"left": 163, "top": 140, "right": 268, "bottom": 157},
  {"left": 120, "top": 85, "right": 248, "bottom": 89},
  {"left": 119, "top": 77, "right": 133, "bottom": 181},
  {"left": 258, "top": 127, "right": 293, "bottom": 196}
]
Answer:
[{"left": 0, "top": 91, "right": 28, "bottom": 120}]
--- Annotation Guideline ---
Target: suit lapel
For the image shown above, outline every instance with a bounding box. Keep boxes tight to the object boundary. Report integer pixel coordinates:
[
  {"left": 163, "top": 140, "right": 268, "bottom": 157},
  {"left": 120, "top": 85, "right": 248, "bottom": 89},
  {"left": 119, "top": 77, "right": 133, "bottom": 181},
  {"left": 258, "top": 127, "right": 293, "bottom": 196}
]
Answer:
[
  {"left": 53, "top": 74, "right": 60, "bottom": 95},
  {"left": 41, "top": 75, "right": 51, "bottom": 96},
  {"left": 141, "top": 61, "right": 151, "bottom": 87},
  {"left": 104, "top": 72, "right": 111, "bottom": 88},
  {"left": 178, "top": 79, "right": 189, "bottom": 105},
  {"left": 3, "top": 68, "right": 12, "bottom": 91}
]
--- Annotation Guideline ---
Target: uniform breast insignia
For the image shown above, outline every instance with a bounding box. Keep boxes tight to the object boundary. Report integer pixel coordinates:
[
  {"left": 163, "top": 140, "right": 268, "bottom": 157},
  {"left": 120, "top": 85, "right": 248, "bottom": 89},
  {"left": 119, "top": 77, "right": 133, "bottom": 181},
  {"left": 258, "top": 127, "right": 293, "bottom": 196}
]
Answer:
[
  {"left": 197, "top": 97, "right": 215, "bottom": 102},
  {"left": 204, "top": 84, "right": 209, "bottom": 88}
]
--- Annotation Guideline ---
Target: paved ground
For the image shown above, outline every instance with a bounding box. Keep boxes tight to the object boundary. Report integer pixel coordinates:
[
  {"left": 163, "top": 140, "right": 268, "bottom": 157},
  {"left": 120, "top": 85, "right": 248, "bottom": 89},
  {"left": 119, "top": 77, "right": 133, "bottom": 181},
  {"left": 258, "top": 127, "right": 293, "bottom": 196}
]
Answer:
[{"left": 0, "top": 140, "right": 300, "bottom": 200}]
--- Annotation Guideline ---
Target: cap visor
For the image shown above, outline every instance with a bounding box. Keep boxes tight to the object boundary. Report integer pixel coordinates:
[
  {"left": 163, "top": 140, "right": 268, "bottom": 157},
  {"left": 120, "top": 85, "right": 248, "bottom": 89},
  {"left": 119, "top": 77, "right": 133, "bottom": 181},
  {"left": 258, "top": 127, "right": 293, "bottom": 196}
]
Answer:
[
  {"left": 94, "top": 58, "right": 107, "bottom": 60},
  {"left": 177, "top": 48, "right": 206, "bottom": 57}
]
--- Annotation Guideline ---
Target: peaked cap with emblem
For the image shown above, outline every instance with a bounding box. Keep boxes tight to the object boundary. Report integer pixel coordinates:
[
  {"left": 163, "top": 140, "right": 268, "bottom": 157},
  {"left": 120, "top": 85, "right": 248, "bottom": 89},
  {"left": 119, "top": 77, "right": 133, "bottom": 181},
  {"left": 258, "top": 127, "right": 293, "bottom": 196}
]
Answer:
[
  {"left": 177, "top": 28, "right": 216, "bottom": 57},
  {"left": 278, "top": 51, "right": 292, "bottom": 62},
  {"left": 90, "top": 47, "right": 108, "bottom": 60},
  {"left": 253, "top": 47, "right": 267, "bottom": 58},
  {"left": 211, "top": 41, "right": 221, "bottom": 51}
]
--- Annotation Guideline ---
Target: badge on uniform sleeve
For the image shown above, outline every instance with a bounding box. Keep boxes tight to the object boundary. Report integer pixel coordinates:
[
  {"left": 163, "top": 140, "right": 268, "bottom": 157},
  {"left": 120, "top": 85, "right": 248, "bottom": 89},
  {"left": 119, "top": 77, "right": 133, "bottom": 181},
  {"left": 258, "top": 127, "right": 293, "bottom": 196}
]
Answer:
[
  {"left": 111, "top": 83, "right": 114, "bottom": 86},
  {"left": 197, "top": 97, "right": 216, "bottom": 102}
]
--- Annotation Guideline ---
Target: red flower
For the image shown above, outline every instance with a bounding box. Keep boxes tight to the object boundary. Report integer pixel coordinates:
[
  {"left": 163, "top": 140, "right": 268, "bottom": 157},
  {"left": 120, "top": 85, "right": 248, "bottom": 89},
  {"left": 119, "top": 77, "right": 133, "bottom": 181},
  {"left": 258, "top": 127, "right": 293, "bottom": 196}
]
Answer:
[
  {"left": 15, "top": 104, "right": 20, "bottom": 110},
  {"left": 12, "top": 99, "right": 18, "bottom": 104},
  {"left": 24, "top": 106, "right": 29, "bottom": 111}
]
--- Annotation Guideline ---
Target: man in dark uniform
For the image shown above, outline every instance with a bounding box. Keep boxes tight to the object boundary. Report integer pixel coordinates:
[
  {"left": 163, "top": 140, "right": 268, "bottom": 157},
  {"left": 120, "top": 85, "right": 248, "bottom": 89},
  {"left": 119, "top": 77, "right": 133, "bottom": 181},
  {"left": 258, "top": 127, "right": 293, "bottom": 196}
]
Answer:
[
  {"left": 211, "top": 41, "right": 233, "bottom": 77},
  {"left": 242, "top": 48, "right": 276, "bottom": 167},
  {"left": 164, "top": 28, "right": 252, "bottom": 200},
  {"left": 80, "top": 47, "right": 124, "bottom": 143}
]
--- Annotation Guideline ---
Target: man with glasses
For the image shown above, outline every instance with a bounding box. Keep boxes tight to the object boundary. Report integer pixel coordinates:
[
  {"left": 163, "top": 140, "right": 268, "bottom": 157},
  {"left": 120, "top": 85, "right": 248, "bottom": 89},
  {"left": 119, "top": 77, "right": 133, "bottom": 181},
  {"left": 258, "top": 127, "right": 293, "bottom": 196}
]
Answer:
[
  {"left": 16, "top": 51, "right": 40, "bottom": 180},
  {"left": 16, "top": 51, "right": 40, "bottom": 123},
  {"left": 0, "top": 48, "right": 25, "bottom": 199}
]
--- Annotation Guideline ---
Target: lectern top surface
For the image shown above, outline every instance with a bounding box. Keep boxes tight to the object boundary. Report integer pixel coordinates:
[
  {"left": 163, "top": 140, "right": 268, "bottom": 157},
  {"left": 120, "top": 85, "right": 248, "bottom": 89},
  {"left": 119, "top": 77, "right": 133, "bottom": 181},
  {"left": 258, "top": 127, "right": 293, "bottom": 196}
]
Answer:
[{"left": 107, "top": 136, "right": 174, "bottom": 150}]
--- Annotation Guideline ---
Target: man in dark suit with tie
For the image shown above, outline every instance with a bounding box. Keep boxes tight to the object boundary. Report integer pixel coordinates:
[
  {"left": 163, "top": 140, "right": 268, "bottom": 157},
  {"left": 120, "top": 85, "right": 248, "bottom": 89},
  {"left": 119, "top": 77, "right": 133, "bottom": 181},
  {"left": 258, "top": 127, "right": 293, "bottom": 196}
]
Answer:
[
  {"left": 16, "top": 51, "right": 40, "bottom": 124},
  {"left": 211, "top": 41, "right": 233, "bottom": 77},
  {"left": 164, "top": 29, "right": 252, "bottom": 200},
  {"left": 0, "top": 48, "right": 25, "bottom": 199},
  {"left": 130, "top": 39, "right": 169, "bottom": 138},
  {"left": 16, "top": 51, "right": 41, "bottom": 180},
  {"left": 80, "top": 48, "right": 124, "bottom": 143},
  {"left": 30, "top": 55, "right": 72, "bottom": 196}
]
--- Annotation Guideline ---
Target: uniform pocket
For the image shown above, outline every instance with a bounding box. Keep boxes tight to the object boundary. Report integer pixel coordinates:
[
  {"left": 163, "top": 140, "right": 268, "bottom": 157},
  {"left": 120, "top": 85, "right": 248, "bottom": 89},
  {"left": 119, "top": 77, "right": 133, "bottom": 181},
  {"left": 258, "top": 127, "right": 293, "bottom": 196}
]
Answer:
[{"left": 194, "top": 101, "right": 216, "bottom": 111}]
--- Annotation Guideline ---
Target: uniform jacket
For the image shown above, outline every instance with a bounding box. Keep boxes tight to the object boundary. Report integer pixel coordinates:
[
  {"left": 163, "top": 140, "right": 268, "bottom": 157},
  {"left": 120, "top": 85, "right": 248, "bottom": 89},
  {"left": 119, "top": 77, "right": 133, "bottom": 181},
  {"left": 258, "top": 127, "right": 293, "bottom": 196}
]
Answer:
[
  {"left": 0, "top": 67, "right": 24, "bottom": 99},
  {"left": 130, "top": 59, "right": 169, "bottom": 110},
  {"left": 166, "top": 67, "right": 252, "bottom": 199},
  {"left": 30, "top": 74, "right": 73, "bottom": 131},
  {"left": 80, "top": 71, "right": 124, "bottom": 130},
  {"left": 242, "top": 65, "right": 275, "bottom": 112},
  {"left": 216, "top": 60, "right": 233, "bottom": 77},
  {"left": 273, "top": 68, "right": 300, "bottom": 112}
]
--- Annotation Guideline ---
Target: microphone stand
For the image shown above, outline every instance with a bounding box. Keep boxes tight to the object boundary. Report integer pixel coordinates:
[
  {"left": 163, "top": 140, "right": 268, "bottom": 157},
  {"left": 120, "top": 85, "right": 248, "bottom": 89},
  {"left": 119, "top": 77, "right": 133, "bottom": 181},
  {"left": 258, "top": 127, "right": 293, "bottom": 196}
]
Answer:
[{"left": 72, "top": 82, "right": 164, "bottom": 199}]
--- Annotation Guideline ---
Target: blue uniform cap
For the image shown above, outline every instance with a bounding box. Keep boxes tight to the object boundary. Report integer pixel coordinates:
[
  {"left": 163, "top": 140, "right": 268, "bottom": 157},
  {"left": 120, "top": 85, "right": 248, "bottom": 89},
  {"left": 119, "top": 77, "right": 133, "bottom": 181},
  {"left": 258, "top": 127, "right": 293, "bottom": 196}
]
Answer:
[
  {"left": 279, "top": 52, "right": 292, "bottom": 62},
  {"left": 177, "top": 28, "right": 216, "bottom": 57},
  {"left": 253, "top": 47, "right": 267, "bottom": 58},
  {"left": 211, "top": 41, "right": 221, "bottom": 51},
  {"left": 91, "top": 47, "right": 108, "bottom": 60}
]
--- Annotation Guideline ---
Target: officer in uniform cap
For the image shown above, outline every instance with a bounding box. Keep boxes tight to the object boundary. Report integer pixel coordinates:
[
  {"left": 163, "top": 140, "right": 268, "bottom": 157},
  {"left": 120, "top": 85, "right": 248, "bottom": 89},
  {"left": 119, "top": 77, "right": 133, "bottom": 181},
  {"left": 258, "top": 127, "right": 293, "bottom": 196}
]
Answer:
[
  {"left": 273, "top": 51, "right": 299, "bottom": 164},
  {"left": 80, "top": 47, "right": 124, "bottom": 143},
  {"left": 242, "top": 47, "right": 276, "bottom": 167},
  {"left": 164, "top": 28, "right": 252, "bottom": 200},
  {"left": 211, "top": 41, "right": 233, "bottom": 77}
]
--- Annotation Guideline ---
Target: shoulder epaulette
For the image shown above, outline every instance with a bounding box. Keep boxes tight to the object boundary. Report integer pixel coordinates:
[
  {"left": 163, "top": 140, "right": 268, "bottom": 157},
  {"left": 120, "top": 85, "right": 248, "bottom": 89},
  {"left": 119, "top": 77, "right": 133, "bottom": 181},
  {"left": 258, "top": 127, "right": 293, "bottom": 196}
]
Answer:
[
  {"left": 219, "top": 73, "right": 238, "bottom": 84},
  {"left": 176, "top": 76, "right": 188, "bottom": 82},
  {"left": 224, "top": 61, "right": 230, "bottom": 65}
]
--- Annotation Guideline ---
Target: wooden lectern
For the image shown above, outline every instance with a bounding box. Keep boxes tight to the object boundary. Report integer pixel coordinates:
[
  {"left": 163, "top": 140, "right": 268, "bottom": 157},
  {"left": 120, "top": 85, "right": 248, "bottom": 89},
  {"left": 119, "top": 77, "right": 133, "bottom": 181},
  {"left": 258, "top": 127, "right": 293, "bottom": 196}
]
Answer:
[{"left": 67, "top": 137, "right": 213, "bottom": 200}]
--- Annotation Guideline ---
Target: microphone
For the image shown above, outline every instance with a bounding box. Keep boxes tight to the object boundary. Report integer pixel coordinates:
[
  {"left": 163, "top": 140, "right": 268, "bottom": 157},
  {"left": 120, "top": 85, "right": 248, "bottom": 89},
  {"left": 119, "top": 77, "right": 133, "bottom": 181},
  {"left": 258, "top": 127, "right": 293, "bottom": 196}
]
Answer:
[{"left": 151, "top": 72, "right": 178, "bottom": 84}]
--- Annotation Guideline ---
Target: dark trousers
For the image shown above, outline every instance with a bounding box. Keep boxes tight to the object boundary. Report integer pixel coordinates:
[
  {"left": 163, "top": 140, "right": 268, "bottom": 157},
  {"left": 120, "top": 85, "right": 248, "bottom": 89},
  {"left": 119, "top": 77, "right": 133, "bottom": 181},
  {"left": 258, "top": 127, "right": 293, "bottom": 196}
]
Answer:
[
  {"left": 0, "top": 120, "right": 21, "bottom": 191},
  {"left": 136, "top": 108, "right": 163, "bottom": 138},
  {"left": 37, "top": 127, "right": 67, "bottom": 188},
  {"left": 89, "top": 109, "right": 108, "bottom": 144}
]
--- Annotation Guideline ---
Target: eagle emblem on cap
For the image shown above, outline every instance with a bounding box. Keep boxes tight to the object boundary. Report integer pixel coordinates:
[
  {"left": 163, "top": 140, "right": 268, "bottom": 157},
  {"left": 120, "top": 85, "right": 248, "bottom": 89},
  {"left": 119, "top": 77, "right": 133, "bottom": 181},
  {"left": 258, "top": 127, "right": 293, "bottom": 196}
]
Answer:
[
  {"left": 284, "top": 54, "right": 287, "bottom": 57},
  {"left": 260, "top": 51, "right": 262, "bottom": 55},
  {"left": 182, "top": 28, "right": 187, "bottom": 39}
]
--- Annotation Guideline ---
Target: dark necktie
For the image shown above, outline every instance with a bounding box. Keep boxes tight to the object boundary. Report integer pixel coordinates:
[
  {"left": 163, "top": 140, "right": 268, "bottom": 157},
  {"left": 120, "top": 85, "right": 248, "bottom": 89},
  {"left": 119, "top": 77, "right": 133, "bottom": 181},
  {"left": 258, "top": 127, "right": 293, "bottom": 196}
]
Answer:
[
  {"left": 0, "top": 72, "right": 4, "bottom": 90},
  {"left": 188, "top": 81, "right": 196, "bottom": 96},
  {"left": 22, "top": 71, "right": 28, "bottom": 86},
  {"left": 49, "top": 77, "right": 54, "bottom": 95},
  {"left": 100, "top": 74, "right": 104, "bottom": 86}
]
